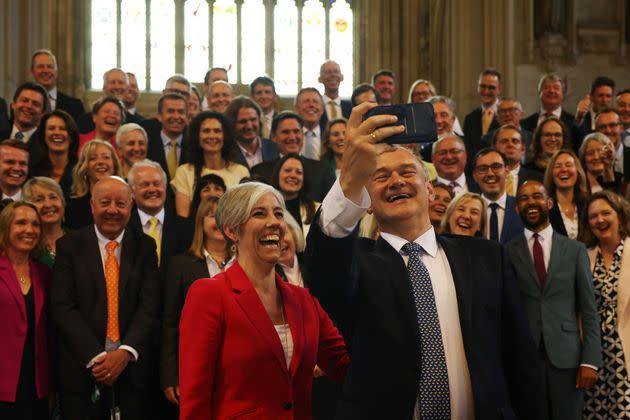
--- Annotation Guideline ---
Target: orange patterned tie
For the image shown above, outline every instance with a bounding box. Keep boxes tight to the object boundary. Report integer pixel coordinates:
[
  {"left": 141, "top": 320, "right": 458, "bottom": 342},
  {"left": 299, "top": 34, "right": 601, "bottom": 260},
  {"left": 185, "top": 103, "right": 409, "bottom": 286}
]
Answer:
[{"left": 105, "top": 241, "right": 120, "bottom": 342}]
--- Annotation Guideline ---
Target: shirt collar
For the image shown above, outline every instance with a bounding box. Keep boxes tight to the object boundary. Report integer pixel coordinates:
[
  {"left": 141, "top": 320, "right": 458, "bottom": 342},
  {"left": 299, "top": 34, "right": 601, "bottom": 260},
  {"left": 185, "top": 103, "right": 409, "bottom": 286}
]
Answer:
[
  {"left": 137, "top": 207, "right": 165, "bottom": 227},
  {"left": 539, "top": 106, "right": 562, "bottom": 118},
  {"left": 380, "top": 226, "right": 438, "bottom": 258},
  {"left": 303, "top": 125, "right": 321, "bottom": 137},
  {"left": 524, "top": 223, "right": 553, "bottom": 241},
  {"left": 161, "top": 131, "right": 182, "bottom": 147},
  {"left": 237, "top": 137, "right": 261, "bottom": 156},
  {"left": 48, "top": 87, "right": 58, "bottom": 100},
  {"left": 437, "top": 172, "right": 466, "bottom": 187},
  {"left": 482, "top": 99, "right": 498, "bottom": 113},
  {"left": 94, "top": 225, "right": 125, "bottom": 246},
  {"left": 2, "top": 190, "right": 22, "bottom": 201},
  {"left": 323, "top": 94, "right": 340, "bottom": 106},
  {"left": 482, "top": 191, "right": 507, "bottom": 208}
]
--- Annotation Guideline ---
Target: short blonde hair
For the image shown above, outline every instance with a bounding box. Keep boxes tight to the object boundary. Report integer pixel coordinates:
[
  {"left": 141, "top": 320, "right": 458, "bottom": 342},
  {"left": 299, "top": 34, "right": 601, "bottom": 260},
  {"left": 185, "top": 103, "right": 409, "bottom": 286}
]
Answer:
[
  {"left": 440, "top": 192, "right": 487, "bottom": 236},
  {"left": 22, "top": 176, "right": 66, "bottom": 207},
  {"left": 0, "top": 201, "right": 45, "bottom": 257},
  {"left": 70, "top": 140, "right": 122, "bottom": 198}
]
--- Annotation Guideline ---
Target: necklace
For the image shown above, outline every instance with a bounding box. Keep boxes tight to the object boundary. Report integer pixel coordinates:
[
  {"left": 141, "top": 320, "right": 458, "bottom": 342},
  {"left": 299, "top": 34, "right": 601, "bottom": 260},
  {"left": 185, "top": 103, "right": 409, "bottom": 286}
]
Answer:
[{"left": 19, "top": 276, "right": 26, "bottom": 285}]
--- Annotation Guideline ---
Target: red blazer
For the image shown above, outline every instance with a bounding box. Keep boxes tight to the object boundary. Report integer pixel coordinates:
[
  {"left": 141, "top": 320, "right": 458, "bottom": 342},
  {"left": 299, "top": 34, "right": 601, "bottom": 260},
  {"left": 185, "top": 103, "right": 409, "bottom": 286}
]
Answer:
[
  {"left": 179, "top": 262, "right": 348, "bottom": 420},
  {"left": 0, "top": 256, "right": 51, "bottom": 402}
]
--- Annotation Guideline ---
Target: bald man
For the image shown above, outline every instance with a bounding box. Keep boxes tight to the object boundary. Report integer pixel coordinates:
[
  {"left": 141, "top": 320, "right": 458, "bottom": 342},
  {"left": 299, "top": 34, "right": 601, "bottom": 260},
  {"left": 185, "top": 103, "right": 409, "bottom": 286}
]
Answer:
[{"left": 51, "top": 176, "right": 160, "bottom": 419}]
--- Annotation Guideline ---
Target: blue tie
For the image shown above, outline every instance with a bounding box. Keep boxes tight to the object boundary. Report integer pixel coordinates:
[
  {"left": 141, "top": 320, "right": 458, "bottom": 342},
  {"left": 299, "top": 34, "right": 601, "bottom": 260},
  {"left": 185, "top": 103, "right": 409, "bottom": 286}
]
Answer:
[
  {"left": 489, "top": 202, "right": 499, "bottom": 242},
  {"left": 402, "top": 242, "right": 450, "bottom": 419},
  {"left": 14, "top": 131, "right": 24, "bottom": 142}
]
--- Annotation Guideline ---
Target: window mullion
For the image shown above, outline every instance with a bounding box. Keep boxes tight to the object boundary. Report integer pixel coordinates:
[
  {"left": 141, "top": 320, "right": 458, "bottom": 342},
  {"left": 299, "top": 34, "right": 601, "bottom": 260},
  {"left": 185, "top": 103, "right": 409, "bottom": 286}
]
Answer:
[
  {"left": 175, "top": 0, "right": 185, "bottom": 74},
  {"left": 146, "top": 0, "right": 152, "bottom": 90},
  {"left": 236, "top": 0, "right": 243, "bottom": 84},
  {"left": 296, "top": 0, "right": 304, "bottom": 90},
  {"left": 324, "top": 0, "right": 330, "bottom": 58},
  {"left": 116, "top": 0, "right": 122, "bottom": 67},
  {"left": 208, "top": 0, "right": 214, "bottom": 68},
  {"left": 266, "top": 0, "right": 275, "bottom": 79}
]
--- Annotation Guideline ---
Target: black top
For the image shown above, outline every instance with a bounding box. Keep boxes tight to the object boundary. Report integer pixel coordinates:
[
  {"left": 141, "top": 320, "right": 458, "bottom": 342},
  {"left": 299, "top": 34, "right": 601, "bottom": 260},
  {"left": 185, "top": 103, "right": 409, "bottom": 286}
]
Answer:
[{"left": 19, "top": 287, "right": 36, "bottom": 398}]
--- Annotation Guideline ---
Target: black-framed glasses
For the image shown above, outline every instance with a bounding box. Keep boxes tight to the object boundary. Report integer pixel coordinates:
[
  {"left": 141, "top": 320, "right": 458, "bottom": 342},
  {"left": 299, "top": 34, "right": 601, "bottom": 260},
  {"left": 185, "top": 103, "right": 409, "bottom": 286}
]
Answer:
[{"left": 474, "top": 163, "right": 505, "bottom": 174}]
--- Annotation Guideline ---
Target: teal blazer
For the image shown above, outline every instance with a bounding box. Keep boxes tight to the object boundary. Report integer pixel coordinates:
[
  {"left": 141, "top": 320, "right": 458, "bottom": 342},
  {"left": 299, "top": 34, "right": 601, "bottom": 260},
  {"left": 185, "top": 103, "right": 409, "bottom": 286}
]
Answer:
[{"left": 506, "top": 231, "right": 602, "bottom": 369}]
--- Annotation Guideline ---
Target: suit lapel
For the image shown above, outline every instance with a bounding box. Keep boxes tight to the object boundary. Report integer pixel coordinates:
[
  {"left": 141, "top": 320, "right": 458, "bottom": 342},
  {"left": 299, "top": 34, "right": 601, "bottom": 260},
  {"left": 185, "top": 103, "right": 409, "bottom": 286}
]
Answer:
[
  {"left": 118, "top": 229, "right": 135, "bottom": 294},
  {"left": 545, "top": 233, "right": 565, "bottom": 294},
  {"left": 513, "top": 235, "right": 541, "bottom": 291},
  {"left": 437, "top": 237, "right": 473, "bottom": 345},
  {"left": 0, "top": 256, "right": 25, "bottom": 320},
  {"left": 373, "top": 238, "right": 419, "bottom": 340},
  {"left": 85, "top": 227, "right": 107, "bottom": 298},
  {"left": 278, "top": 278, "right": 304, "bottom": 378},
  {"left": 228, "top": 263, "right": 290, "bottom": 378}
]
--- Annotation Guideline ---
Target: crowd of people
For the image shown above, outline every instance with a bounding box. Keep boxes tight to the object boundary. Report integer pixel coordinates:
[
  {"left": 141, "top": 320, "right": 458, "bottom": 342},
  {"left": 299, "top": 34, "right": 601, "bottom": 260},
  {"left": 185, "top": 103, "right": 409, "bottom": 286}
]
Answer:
[{"left": 1, "top": 48, "right": 630, "bottom": 420}]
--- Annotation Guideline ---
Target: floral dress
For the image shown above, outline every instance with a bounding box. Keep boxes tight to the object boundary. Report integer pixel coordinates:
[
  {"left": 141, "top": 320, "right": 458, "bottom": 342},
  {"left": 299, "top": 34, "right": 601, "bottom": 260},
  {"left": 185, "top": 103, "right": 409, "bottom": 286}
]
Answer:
[{"left": 584, "top": 239, "right": 630, "bottom": 419}]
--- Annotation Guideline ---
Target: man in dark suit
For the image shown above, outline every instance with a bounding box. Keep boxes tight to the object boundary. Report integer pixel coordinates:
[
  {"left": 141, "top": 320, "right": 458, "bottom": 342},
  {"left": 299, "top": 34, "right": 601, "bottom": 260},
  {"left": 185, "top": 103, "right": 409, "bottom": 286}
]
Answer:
[
  {"left": 0, "top": 97, "right": 9, "bottom": 137},
  {"left": 51, "top": 176, "right": 160, "bottom": 419},
  {"left": 224, "top": 96, "right": 278, "bottom": 170},
  {"left": 506, "top": 181, "right": 600, "bottom": 419},
  {"left": 250, "top": 76, "right": 277, "bottom": 138},
  {"left": 304, "top": 103, "right": 545, "bottom": 419},
  {"left": 31, "top": 49, "right": 84, "bottom": 120},
  {"left": 472, "top": 148, "right": 524, "bottom": 243},
  {"left": 432, "top": 134, "right": 479, "bottom": 195},
  {"left": 574, "top": 76, "right": 616, "bottom": 139},
  {"left": 463, "top": 68, "right": 501, "bottom": 157},
  {"left": 143, "top": 93, "right": 190, "bottom": 181},
  {"left": 318, "top": 60, "right": 352, "bottom": 131},
  {"left": 295, "top": 87, "right": 325, "bottom": 160},
  {"left": 492, "top": 124, "right": 543, "bottom": 194},
  {"left": 371, "top": 69, "right": 396, "bottom": 105},
  {"left": 122, "top": 72, "right": 144, "bottom": 121},
  {"left": 1, "top": 82, "right": 48, "bottom": 143},
  {"left": 251, "top": 111, "right": 335, "bottom": 201},
  {"left": 521, "top": 73, "right": 575, "bottom": 133},
  {"left": 481, "top": 97, "right": 533, "bottom": 151}
]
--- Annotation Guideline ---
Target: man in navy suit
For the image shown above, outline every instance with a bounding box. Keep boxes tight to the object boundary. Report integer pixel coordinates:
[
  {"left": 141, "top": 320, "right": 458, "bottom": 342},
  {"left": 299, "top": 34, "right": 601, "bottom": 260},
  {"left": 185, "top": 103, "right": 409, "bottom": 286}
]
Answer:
[
  {"left": 304, "top": 102, "right": 545, "bottom": 419},
  {"left": 463, "top": 68, "right": 501, "bottom": 157},
  {"left": 472, "top": 147, "right": 524, "bottom": 243},
  {"left": 30, "top": 49, "right": 84, "bottom": 120},
  {"left": 521, "top": 73, "right": 575, "bottom": 133},
  {"left": 224, "top": 96, "right": 278, "bottom": 170},
  {"left": 318, "top": 60, "right": 352, "bottom": 131}
]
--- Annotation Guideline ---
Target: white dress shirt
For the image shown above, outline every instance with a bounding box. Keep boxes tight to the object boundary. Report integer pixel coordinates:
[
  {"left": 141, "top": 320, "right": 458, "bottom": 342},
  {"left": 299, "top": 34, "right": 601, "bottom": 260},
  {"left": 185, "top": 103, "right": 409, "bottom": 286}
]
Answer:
[
  {"left": 523, "top": 224, "right": 553, "bottom": 270},
  {"left": 482, "top": 192, "right": 507, "bottom": 240},
  {"left": 203, "top": 250, "right": 236, "bottom": 278},
  {"left": 237, "top": 138, "right": 263, "bottom": 168},
  {"left": 48, "top": 87, "right": 58, "bottom": 110},
  {"left": 436, "top": 172, "right": 468, "bottom": 196},
  {"left": 160, "top": 131, "right": 182, "bottom": 163},
  {"left": 302, "top": 125, "right": 322, "bottom": 160},
  {"left": 10, "top": 125, "right": 37, "bottom": 143},
  {"left": 137, "top": 208, "right": 165, "bottom": 241},
  {"left": 87, "top": 227, "right": 138, "bottom": 367},
  {"left": 319, "top": 180, "right": 475, "bottom": 420},
  {"left": 536, "top": 106, "right": 563, "bottom": 127},
  {"left": 2, "top": 190, "right": 22, "bottom": 201}
]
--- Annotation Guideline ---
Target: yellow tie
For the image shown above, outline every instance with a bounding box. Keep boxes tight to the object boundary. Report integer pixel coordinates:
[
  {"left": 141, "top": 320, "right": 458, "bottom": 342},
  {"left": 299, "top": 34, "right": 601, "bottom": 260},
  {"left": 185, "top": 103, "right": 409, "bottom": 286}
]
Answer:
[
  {"left": 105, "top": 241, "right": 120, "bottom": 342},
  {"left": 506, "top": 171, "right": 514, "bottom": 197},
  {"left": 148, "top": 217, "right": 161, "bottom": 265},
  {"left": 482, "top": 109, "right": 492, "bottom": 135},
  {"left": 167, "top": 139, "right": 178, "bottom": 179},
  {"left": 329, "top": 101, "right": 338, "bottom": 119}
]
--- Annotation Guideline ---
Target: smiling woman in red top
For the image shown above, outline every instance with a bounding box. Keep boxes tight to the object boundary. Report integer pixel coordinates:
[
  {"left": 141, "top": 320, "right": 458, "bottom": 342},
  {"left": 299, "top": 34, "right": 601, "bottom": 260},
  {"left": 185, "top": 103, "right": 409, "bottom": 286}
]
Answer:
[{"left": 179, "top": 182, "right": 348, "bottom": 420}]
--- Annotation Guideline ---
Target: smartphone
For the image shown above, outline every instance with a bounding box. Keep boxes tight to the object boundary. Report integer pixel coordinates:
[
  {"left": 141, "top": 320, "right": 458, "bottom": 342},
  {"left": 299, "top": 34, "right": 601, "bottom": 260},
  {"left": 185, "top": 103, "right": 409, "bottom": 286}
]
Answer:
[{"left": 363, "top": 102, "right": 438, "bottom": 145}]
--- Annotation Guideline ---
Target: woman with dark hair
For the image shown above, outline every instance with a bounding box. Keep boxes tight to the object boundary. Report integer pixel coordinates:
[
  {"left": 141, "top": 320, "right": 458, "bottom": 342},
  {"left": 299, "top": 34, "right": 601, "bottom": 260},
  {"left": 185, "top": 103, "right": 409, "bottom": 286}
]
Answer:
[
  {"left": 543, "top": 149, "right": 589, "bottom": 239},
  {"left": 189, "top": 173, "right": 227, "bottom": 220},
  {"left": 29, "top": 109, "right": 79, "bottom": 194},
  {"left": 581, "top": 191, "right": 630, "bottom": 419},
  {"left": 172, "top": 111, "right": 249, "bottom": 217},
  {"left": 0, "top": 201, "right": 51, "bottom": 419},
  {"left": 78, "top": 96, "right": 126, "bottom": 153},
  {"left": 271, "top": 153, "right": 319, "bottom": 235},
  {"left": 320, "top": 118, "right": 347, "bottom": 180},
  {"left": 524, "top": 115, "right": 571, "bottom": 176}
]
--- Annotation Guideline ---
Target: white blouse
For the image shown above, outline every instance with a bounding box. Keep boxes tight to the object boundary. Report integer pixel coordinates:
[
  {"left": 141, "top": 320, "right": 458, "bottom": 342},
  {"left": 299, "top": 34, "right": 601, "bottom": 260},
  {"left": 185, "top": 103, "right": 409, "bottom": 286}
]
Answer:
[{"left": 274, "top": 323, "right": 294, "bottom": 369}]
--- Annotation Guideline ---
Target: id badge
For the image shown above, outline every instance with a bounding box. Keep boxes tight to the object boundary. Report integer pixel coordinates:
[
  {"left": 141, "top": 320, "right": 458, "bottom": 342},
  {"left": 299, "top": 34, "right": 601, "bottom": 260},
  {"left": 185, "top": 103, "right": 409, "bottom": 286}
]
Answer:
[{"left": 110, "top": 406, "right": 120, "bottom": 420}]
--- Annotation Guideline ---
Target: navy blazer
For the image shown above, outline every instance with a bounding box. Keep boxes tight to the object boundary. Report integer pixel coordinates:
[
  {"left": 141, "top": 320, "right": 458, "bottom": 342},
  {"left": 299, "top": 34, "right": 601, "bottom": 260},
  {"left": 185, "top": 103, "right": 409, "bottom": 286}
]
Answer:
[
  {"left": 498, "top": 195, "right": 524, "bottom": 244},
  {"left": 56, "top": 91, "right": 85, "bottom": 121},
  {"left": 319, "top": 99, "right": 352, "bottom": 133},
  {"left": 228, "top": 137, "right": 279, "bottom": 170},
  {"left": 304, "top": 218, "right": 545, "bottom": 420}
]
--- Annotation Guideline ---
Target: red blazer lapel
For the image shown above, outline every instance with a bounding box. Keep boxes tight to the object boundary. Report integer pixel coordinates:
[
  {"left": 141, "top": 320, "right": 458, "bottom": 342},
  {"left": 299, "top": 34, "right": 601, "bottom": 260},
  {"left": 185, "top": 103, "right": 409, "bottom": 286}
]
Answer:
[
  {"left": 227, "top": 262, "right": 290, "bottom": 378},
  {"left": 277, "top": 276, "right": 304, "bottom": 378},
  {"left": 0, "top": 256, "right": 26, "bottom": 320}
]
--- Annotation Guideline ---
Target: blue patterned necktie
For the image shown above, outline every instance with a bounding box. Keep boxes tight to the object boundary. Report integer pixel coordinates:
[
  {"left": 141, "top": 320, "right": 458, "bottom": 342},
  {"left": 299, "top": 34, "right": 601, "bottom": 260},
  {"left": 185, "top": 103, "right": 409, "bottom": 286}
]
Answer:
[
  {"left": 402, "top": 242, "right": 451, "bottom": 420},
  {"left": 15, "top": 131, "right": 24, "bottom": 142}
]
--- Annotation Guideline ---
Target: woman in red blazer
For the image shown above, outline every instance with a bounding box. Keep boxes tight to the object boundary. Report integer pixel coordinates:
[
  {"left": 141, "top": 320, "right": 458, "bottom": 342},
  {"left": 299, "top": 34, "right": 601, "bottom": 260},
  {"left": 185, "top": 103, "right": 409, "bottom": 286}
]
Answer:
[
  {"left": 179, "top": 182, "right": 349, "bottom": 420},
  {"left": 0, "top": 201, "right": 51, "bottom": 419}
]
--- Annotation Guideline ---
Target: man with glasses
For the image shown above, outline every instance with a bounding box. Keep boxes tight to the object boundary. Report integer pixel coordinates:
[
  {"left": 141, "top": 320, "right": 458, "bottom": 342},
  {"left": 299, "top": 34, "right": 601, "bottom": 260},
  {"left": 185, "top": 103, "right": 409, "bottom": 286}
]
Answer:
[
  {"left": 472, "top": 148, "right": 523, "bottom": 243},
  {"left": 595, "top": 108, "right": 624, "bottom": 175},
  {"left": 432, "top": 135, "right": 479, "bottom": 196},
  {"left": 482, "top": 97, "right": 532, "bottom": 151},
  {"left": 463, "top": 68, "right": 501, "bottom": 154}
]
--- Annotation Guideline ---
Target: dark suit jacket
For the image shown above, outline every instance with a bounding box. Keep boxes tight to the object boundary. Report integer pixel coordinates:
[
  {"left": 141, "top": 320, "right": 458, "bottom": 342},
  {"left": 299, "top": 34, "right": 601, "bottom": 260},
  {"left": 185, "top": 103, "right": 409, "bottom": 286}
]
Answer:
[
  {"left": 304, "top": 219, "right": 544, "bottom": 420},
  {"left": 160, "top": 254, "right": 210, "bottom": 389},
  {"left": 505, "top": 232, "right": 601, "bottom": 369},
  {"left": 319, "top": 99, "right": 352, "bottom": 132},
  {"left": 141, "top": 118, "right": 191, "bottom": 180},
  {"left": 521, "top": 109, "right": 575, "bottom": 134},
  {"left": 178, "top": 262, "right": 348, "bottom": 419},
  {"left": 56, "top": 91, "right": 85, "bottom": 121},
  {"left": 251, "top": 156, "right": 335, "bottom": 202},
  {"left": 0, "top": 257, "right": 51, "bottom": 401},
  {"left": 548, "top": 201, "right": 584, "bottom": 239},
  {"left": 517, "top": 164, "right": 544, "bottom": 185},
  {"left": 64, "top": 193, "right": 94, "bottom": 230},
  {"left": 50, "top": 226, "right": 159, "bottom": 394},
  {"left": 0, "top": 97, "right": 10, "bottom": 138},
  {"left": 463, "top": 106, "right": 500, "bottom": 157},
  {"left": 228, "top": 137, "right": 279, "bottom": 170},
  {"left": 496, "top": 195, "right": 524, "bottom": 244}
]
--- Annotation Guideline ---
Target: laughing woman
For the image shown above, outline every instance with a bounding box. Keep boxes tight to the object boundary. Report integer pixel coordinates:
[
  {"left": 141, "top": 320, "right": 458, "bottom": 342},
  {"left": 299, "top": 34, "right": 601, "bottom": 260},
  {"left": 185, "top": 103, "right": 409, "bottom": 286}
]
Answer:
[
  {"left": 581, "top": 191, "right": 630, "bottom": 419},
  {"left": 179, "top": 182, "right": 348, "bottom": 420},
  {"left": 440, "top": 192, "right": 487, "bottom": 237},
  {"left": 429, "top": 182, "right": 454, "bottom": 233}
]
